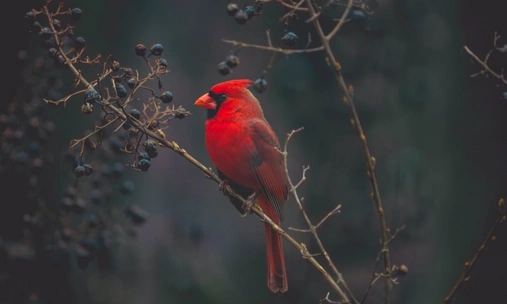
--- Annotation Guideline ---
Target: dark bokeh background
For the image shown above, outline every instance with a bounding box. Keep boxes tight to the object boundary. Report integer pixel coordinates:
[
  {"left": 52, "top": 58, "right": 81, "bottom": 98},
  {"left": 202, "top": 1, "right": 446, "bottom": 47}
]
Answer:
[{"left": 3, "top": 0, "right": 507, "bottom": 303}]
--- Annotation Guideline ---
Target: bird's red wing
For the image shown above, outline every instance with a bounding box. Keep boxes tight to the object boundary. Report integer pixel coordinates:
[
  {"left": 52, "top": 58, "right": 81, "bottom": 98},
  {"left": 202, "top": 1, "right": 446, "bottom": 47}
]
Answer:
[{"left": 250, "top": 120, "right": 289, "bottom": 221}]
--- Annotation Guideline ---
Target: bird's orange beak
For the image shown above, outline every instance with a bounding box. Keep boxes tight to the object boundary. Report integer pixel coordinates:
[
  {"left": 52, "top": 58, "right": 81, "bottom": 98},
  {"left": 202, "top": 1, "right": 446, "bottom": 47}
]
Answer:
[{"left": 194, "top": 93, "right": 217, "bottom": 110}]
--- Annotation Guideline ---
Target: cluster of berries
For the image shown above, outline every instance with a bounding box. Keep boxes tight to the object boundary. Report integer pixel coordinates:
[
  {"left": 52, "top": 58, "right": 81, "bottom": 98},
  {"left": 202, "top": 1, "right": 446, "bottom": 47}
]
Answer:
[
  {"left": 226, "top": 2, "right": 263, "bottom": 24},
  {"left": 218, "top": 54, "right": 240, "bottom": 75},
  {"left": 26, "top": 7, "right": 89, "bottom": 66}
]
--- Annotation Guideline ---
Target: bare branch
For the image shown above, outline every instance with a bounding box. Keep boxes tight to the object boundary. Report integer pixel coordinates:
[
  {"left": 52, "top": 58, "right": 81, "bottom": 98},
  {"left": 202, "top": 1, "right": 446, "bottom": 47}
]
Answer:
[
  {"left": 222, "top": 39, "right": 324, "bottom": 55},
  {"left": 464, "top": 43, "right": 507, "bottom": 85},
  {"left": 278, "top": 0, "right": 305, "bottom": 22},
  {"left": 303, "top": 1, "right": 392, "bottom": 302},
  {"left": 361, "top": 225, "right": 406, "bottom": 304},
  {"left": 326, "top": 0, "right": 353, "bottom": 39},
  {"left": 281, "top": 128, "right": 358, "bottom": 304},
  {"left": 441, "top": 198, "right": 507, "bottom": 304}
]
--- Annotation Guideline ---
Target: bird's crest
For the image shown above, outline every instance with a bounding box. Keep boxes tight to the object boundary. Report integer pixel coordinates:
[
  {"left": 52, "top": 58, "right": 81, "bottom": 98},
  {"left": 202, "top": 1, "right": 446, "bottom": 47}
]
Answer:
[{"left": 210, "top": 79, "right": 252, "bottom": 94}]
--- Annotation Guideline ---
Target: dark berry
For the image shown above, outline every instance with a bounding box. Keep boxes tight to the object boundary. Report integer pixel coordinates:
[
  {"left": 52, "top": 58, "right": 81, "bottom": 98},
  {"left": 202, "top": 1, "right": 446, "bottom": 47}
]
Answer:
[
  {"left": 157, "top": 58, "right": 168, "bottom": 68},
  {"left": 74, "top": 37, "right": 86, "bottom": 50},
  {"left": 144, "top": 140, "right": 158, "bottom": 158},
  {"left": 43, "top": 37, "right": 57, "bottom": 49},
  {"left": 31, "top": 22, "right": 42, "bottom": 32},
  {"left": 66, "top": 28, "right": 74, "bottom": 38},
  {"left": 8, "top": 115, "right": 20, "bottom": 128},
  {"left": 22, "top": 214, "right": 41, "bottom": 232},
  {"left": 90, "top": 189, "right": 102, "bottom": 204},
  {"left": 71, "top": 8, "right": 83, "bottom": 22},
  {"left": 48, "top": 48, "right": 58, "bottom": 59},
  {"left": 150, "top": 44, "right": 164, "bottom": 56},
  {"left": 87, "top": 213, "right": 99, "bottom": 228},
  {"left": 125, "top": 205, "right": 147, "bottom": 224},
  {"left": 26, "top": 11, "right": 35, "bottom": 20},
  {"left": 234, "top": 10, "right": 248, "bottom": 24},
  {"left": 126, "top": 77, "right": 137, "bottom": 89},
  {"left": 61, "top": 228, "right": 72, "bottom": 242},
  {"left": 253, "top": 2, "right": 264, "bottom": 13},
  {"left": 76, "top": 248, "right": 92, "bottom": 269},
  {"left": 349, "top": 8, "right": 365, "bottom": 21},
  {"left": 75, "top": 165, "right": 86, "bottom": 177},
  {"left": 79, "top": 238, "right": 97, "bottom": 254},
  {"left": 175, "top": 109, "right": 187, "bottom": 119},
  {"left": 227, "top": 3, "right": 240, "bottom": 16},
  {"left": 60, "top": 197, "right": 73, "bottom": 212},
  {"left": 225, "top": 54, "right": 240, "bottom": 68},
  {"left": 148, "top": 120, "right": 159, "bottom": 130},
  {"left": 100, "top": 164, "right": 111, "bottom": 177},
  {"left": 112, "top": 162, "right": 125, "bottom": 177},
  {"left": 27, "top": 141, "right": 42, "bottom": 156},
  {"left": 218, "top": 61, "right": 231, "bottom": 75},
  {"left": 138, "top": 152, "right": 150, "bottom": 161},
  {"left": 282, "top": 32, "right": 298, "bottom": 48},
  {"left": 122, "top": 121, "right": 132, "bottom": 130},
  {"left": 65, "top": 186, "right": 77, "bottom": 199},
  {"left": 253, "top": 78, "right": 268, "bottom": 93},
  {"left": 244, "top": 6, "right": 255, "bottom": 19},
  {"left": 14, "top": 152, "right": 30, "bottom": 165},
  {"left": 55, "top": 55, "right": 66, "bottom": 65},
  {"left": 84, "top": 89, "right": 100, "bottom": 103},
  {"left": 82, "top": 163, "right": 93, "bottom": 176},
  {"left": 138, "top": 159, "right": 151, "bottom": 172},
  {"left": 116, "top": 83, "right": 127, "bottom": 98},
  {"left": 123, "top": 68, "right": 134, "bottom": 77},
  {"left": 31, "top": 158, "right": 44, "bottom": 174},
  {"left": 135, "top": 44, "right": 147, "bottom": 57},
  {"left": 160, "top": 91, "right": 173, "bottom": 103},
  {"left": 129, "top": 109, "right": 141, "bottom": 120},
  {"left": 40, "top": 27, "right": 53, "bottom": 40},
  {"left": 73, "top": 198, "right": 87, "bottom": 214},
  {"left": 120, "top": 180, "right": 135, "bottom": 195}
]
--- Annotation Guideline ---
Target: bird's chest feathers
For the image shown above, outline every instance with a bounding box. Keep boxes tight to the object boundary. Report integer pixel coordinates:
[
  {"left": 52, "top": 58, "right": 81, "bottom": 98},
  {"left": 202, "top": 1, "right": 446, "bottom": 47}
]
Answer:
[{"left": 205, "top": 119, "right": 257, "bottom": 186}]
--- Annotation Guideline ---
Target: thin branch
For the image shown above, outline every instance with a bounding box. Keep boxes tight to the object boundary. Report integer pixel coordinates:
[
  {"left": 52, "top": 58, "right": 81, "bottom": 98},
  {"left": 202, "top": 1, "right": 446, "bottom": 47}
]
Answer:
[
  {"left": 222, "top": 39, "right": 324, "bottom": 55},
  {"left": 319, "top": 292, "right": 346, "bottom": 304},
  {"left": 281, "top": 128, "right": 358, "bottom": 304},
  {"left": 278, "top": 0, "right": 305, "bottom": 22},
  {"left": 266, "top": 29, "right": 273, "bottom": 48},
  {"left": 303, "top": 1, "right": 392, "bottom": 302},
  {"left": 464, "top": 45, "right": 507, "bottom": 86},
  {"left": 361, "top": 225, "right": 405, "bottom": 304},
  {"left": 441, "top": 198, "right": 507, "bottom": 304},
  {"left": 326, "top": 0, "right": 353, "bottom": 39},
  {"left": 289, "top": 204, "right": 341, "bottom": 233}
]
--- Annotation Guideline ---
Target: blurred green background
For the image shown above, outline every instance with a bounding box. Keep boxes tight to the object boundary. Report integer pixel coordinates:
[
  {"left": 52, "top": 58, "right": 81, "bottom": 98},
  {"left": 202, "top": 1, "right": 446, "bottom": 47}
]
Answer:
[{"left": 3, "top": 0, "right": 507, "bottom": 303}]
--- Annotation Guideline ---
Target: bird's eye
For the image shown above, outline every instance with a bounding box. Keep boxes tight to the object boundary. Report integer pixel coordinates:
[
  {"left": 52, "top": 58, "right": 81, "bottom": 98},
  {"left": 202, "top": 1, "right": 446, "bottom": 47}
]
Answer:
[{"left": 218, "top": 94, "right": 227, "bottom": 102}]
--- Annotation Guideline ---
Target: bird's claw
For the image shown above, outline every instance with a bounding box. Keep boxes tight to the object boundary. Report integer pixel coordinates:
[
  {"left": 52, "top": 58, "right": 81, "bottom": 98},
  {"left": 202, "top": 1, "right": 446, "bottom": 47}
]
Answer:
[
  {"left": 242, "top": 193, "right": 258, "bottom": 214},
  {"left": 219, "top": 180, "right": 229, "bottom": 195}
]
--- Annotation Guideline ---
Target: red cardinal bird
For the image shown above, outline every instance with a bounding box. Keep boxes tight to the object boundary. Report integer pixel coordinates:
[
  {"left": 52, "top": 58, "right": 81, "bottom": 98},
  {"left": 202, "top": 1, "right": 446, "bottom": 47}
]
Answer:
[{"left": 194, "top": 79, "right": 289, "bottom": 293}]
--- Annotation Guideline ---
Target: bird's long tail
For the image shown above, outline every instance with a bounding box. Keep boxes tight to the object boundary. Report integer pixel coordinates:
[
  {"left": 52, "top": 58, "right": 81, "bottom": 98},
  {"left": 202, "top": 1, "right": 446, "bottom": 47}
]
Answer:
[{"left": 260, "top": 196, "right": 288, "bottom": 293}]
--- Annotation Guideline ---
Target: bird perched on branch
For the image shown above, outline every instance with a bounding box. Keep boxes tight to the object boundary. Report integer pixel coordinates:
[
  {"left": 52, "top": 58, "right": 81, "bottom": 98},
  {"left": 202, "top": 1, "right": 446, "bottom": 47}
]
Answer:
[{"left": 194, "top": 79, "right": 289, "bottom": 293}]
